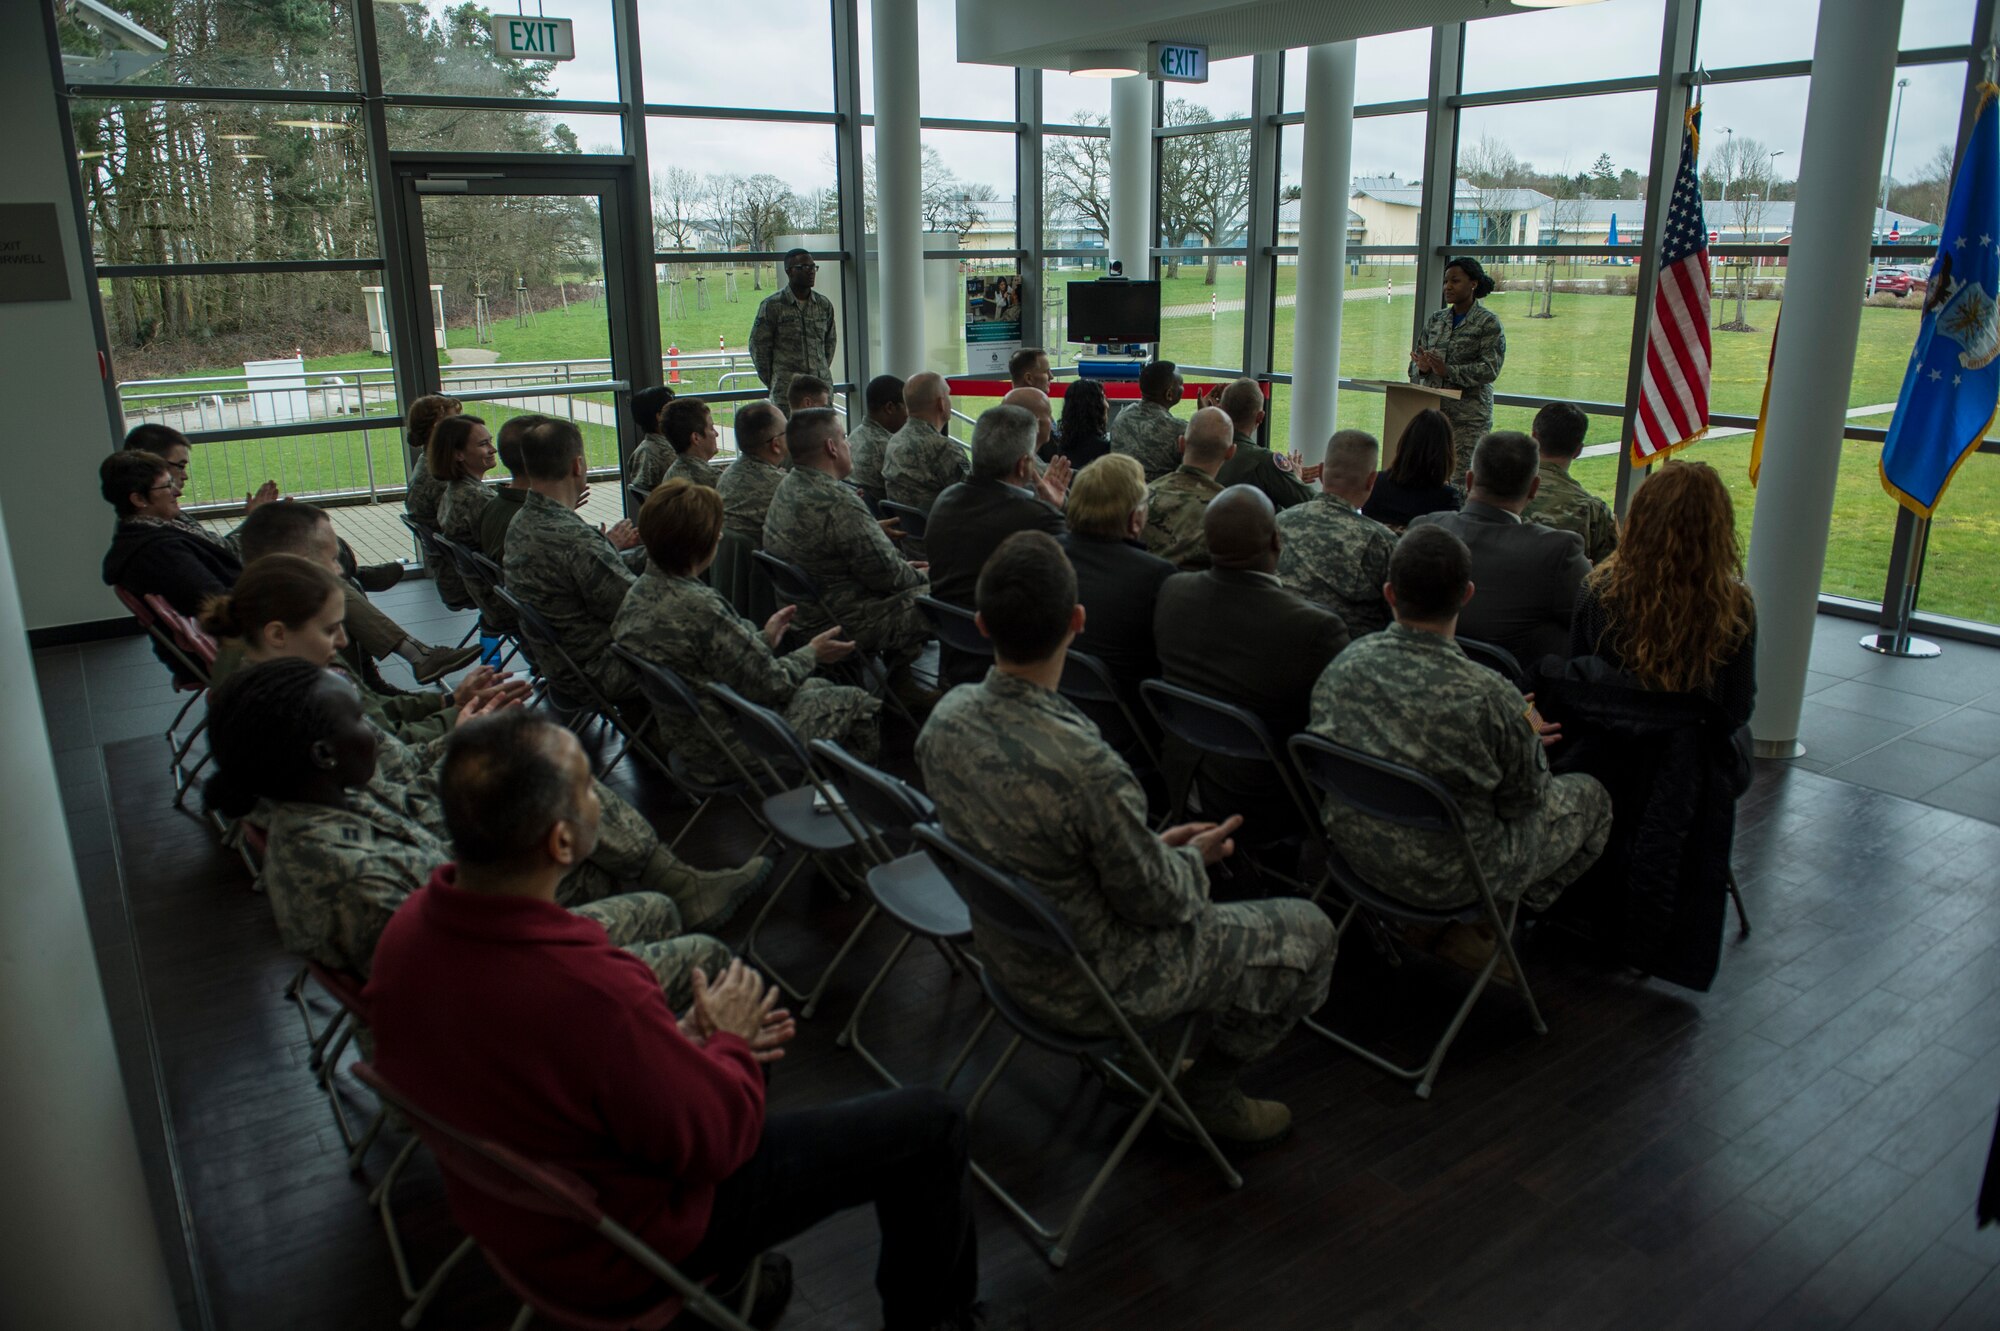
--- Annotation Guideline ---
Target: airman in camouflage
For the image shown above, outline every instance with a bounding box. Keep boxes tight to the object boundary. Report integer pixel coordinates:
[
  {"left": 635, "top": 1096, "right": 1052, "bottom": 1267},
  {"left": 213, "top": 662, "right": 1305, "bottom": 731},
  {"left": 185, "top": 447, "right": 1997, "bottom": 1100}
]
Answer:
[
  {"left": 1110, "top": 400, "right": 1186, "bottom": 482},
  {"left": 748, "top": 253, "right": 838, "bottom": 408},
  {"left": 847, "top": 418, "right": 893, "bottom": 500},
  {"left": 1143, "top": 465, "right": 1226, "bottom": 570},
  {"left": 665, "top": 452, "right": 720, "bottom": 490},
  {"left": 404, "top": 466, "right": 446, "bottom": 527},
  {"left": 1523, "top": 461, "right": 1618, "bottom": 563},
  {"left": 717, "top": 450, "right": 785, "bottom": 542},
  {"left": 1307, "top": 621, "right": 1610, "bottom": 910},
  {"left": 917, "top": 668, "right": 1335, "bottom": 1114},
  {"left": 434, "top": 474, "right": 495, "bottom": 612},
  {"left": 478, "top": 486, "right": 527, "bottom": 564},
  {"left": 628, "top": 432, "right": 676, "bottom": 494},
  {"left": 763, "top": 462, "right": 930, "bottom": 664},
  {"left": 503, "top": 489, "right": 645, "bottom": 705},
  {"left": 258, "top": 787, "right": 728, "bottom": 1004},
  {"left": 1411, "top": 299, "right": 1507, "bottom": 473},
  {"left": 613, "top": 566, "right": 880, "bottom": 784},
  {"left": 883, "top": 416, "right": 968, "bottom": 514},
  {"left": 1275, "top": 497, "right": 1397, "bottom": 636}
]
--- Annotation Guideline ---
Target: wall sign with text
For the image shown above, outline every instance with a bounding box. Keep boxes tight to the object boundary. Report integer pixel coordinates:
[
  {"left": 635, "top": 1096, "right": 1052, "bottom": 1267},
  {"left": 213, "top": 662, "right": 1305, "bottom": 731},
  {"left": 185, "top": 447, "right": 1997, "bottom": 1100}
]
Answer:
[
  {"left": 1149, "top": 41, "right": 1209, "bottom": 84},
  {"left": 491, "top": 14, "right": 576, "bottom": 61}
]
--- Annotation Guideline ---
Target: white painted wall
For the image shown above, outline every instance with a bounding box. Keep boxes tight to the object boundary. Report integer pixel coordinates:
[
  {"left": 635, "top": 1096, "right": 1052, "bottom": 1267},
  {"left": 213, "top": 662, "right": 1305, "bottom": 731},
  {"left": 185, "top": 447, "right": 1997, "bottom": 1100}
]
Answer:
[{"left": 0, "top": 2, "right": 125, "bottom": 632}]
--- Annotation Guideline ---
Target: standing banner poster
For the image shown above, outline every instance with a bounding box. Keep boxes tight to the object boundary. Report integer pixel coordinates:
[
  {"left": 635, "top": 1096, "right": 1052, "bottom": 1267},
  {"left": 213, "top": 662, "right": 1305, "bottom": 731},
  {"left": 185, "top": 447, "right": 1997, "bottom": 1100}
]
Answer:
[{"left": 965, "top": 274, "right": 1023, "bottom": 374}]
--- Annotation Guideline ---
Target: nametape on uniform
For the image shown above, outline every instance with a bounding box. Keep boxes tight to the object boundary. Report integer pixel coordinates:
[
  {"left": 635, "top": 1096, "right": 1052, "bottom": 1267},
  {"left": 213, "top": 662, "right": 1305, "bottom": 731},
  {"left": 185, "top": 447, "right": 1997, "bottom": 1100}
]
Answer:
[{"left": 491, "top": 14, "right": 576, "bottom": 61}]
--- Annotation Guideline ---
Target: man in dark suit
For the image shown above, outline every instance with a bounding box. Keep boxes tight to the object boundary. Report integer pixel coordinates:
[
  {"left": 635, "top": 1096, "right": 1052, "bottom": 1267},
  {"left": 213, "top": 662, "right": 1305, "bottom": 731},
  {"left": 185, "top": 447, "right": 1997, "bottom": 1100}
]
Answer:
[
  {"left": 926, "top": 405, "right": 1069, "bottom": 683},
  {"left": 1057, "top": 455, "right": 1176, "bottom": 701},
  {"left": 1410, "top": 430, "right": 1589, "bottom": 671},
  {"left": 1154, "top": 486, "right": 1350, "bottom": 842}
]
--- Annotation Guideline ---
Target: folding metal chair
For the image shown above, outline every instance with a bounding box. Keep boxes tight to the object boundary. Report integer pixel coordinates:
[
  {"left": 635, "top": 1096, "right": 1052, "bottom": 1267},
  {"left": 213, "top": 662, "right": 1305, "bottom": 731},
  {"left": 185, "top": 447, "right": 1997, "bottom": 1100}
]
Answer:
[
  {"left": 628, "top": 481, "right": 654, "bottom": 509},
  {"left": 433, "top": 530, "right": 523, "bottom": 671},
  {"left": 114, "top": 588, "right": 215, "bottom": 807},
  {"left": 806, "top": 740, "right": 988, "bottom": 1089},
  {"left": 284, "top": 967, "right": 473, "bottom": 1326},
  {"left": 353, "top": 1063, "right": 757, "bottom": 1331},
  {"left": 609, "top": 644, "right": 775, "bottom": 856},
  {"left": 841, "top": 477, "right": 881, "bottom": 517},
  {"left": 398, "top": 514, "right": 481, "bottom": 632},
  {"left": 1137, "top": 679, "right": 1324, "bottom": 894},
  {"left": 751, "top": 549, "right": 917, "bottom": 729},
  {"left": 915, "top": 595, "right": 992, "bottom": 660},
  {"left": 493, "top": 586, "right": 664, "bottom": 778},
  {"left": 1457, "top": 636, "right": 1525, "bottom": 690},
  {"left": 1057, "top": 649, "right": 1166, "bottom": 809},
  {"left": 703, "top": 682, "right": 875, "bottom": 1018},
  {"left": 1286, "top": 732, "right": 1548, "bottom": 1099},
  {"left": 911, "top": 824, "right": 1242, "bottom": 1268},
  {"left": 877, "top": 499, "right": 929, "bottom": 560}
]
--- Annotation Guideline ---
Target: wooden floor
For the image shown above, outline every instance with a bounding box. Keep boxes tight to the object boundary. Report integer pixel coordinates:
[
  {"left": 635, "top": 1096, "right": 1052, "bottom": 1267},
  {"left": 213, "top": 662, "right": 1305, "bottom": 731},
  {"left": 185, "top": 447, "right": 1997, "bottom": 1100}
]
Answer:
[{"left": 38, "top": 610, "right": 2000, "bottom": 1331}]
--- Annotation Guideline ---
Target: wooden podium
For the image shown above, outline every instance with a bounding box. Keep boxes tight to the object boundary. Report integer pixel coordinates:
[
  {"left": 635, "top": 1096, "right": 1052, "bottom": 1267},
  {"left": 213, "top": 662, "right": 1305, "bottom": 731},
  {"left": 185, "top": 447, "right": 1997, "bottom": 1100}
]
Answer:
[{"left": 1355, "top": 381, "right": 1461, "bottom": 466}]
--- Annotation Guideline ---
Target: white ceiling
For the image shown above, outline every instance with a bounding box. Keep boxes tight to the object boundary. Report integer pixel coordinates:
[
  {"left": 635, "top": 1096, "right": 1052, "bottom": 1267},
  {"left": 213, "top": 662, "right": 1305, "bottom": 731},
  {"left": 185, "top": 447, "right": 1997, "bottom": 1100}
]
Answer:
[{"left": 956, "top": 0, "right": 1563, "bottom": 72}]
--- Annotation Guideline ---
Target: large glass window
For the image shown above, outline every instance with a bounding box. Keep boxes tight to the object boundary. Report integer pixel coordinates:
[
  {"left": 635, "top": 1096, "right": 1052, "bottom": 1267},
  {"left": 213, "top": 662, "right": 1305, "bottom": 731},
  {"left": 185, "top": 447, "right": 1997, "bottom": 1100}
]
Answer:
[
  {"left": 386, "top": 106, "right": 625, "bottom": 153},
  {"left": 858, "top": 0, "right": 1015, "bottom": 120},
  {"left": 1042, "top": 72, "right": 1112, "bottom": 127},
  {"left": 375, "top": 0, "right": 621, "bottom": 103},
  {"left": 639, "top": 0, "right": 834, "bottom": 111},
  {"left": 1043, "top": 126, "right": 1110, "bottom": 251},
  {"left": 1463, "top": 0, "right": 1666, "bottom": 94},
  {"left": 647, "top": 118, "right": 839, "bottom": 255},
  {"left": 1283, "top": 30, "right": 1432, "bottom": 113},
  {"left": 1696, "top": 0, "right": 1977, "bottom": 71},
  {"left": 74, "top": 101, "right": 374, "bottom": 266},
  {"left": 57, "top": 0, "right": 358, "bottom": 92}
]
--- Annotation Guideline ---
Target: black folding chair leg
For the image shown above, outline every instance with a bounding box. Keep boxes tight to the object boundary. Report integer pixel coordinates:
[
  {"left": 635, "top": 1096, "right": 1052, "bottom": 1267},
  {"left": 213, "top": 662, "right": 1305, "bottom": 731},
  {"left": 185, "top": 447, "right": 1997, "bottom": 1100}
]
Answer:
[
  {"left": 1726, "top": 869, "right": 1752, "bottom": 938},
  {"left": 744, "top": 856, "right": 877, "bottom": 1014}
]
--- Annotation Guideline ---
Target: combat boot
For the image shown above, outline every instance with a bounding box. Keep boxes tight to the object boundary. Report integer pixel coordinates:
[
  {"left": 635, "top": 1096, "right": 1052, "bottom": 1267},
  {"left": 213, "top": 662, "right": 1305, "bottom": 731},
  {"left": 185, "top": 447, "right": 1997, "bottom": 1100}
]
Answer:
[
  {"left": 1174, "top": 1050, "right": 1293, "bottom": 1148},
  {"left": 642, "top": 850, "right": 775, "bottom": 932}
]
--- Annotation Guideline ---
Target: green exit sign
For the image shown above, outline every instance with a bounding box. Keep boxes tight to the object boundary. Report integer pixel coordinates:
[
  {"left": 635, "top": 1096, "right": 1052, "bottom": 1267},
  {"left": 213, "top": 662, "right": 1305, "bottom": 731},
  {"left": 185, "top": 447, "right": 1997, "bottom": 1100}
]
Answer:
[
  {"left": 1148, "top": 41, "right": 1209, "bottom": 83},
  {"left": 491, "top": 14, "right": 576, "bottom": 61}
]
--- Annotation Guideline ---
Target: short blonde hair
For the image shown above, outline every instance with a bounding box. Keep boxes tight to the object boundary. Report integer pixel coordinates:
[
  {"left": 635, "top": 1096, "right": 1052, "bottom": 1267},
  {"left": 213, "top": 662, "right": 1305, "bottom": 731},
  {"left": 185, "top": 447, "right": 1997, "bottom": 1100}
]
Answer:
[
  {"left": 638, "top": 478, "right": 724, "bottom": 575},
  {"left": 1065, "top": 453, "right": 1147, "bottom": 538}
]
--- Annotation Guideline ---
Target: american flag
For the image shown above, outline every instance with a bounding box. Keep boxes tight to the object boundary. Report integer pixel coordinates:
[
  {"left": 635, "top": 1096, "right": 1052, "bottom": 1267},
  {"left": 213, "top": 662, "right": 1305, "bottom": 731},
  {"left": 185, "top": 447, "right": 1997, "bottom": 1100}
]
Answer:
[{"left": 1632, "top": 104, "right": 1713, "bottom": 463}]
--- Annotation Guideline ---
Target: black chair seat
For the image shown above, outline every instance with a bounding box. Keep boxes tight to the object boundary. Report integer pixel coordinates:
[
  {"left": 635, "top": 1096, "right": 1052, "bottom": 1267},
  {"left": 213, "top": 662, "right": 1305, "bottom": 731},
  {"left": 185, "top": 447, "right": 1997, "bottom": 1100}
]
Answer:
[
  {"left": 761, "top": 785, "right": 866, "bottom": 853},
  {"left": 865, "top": 852, "right": 972, "bottom": 941}
]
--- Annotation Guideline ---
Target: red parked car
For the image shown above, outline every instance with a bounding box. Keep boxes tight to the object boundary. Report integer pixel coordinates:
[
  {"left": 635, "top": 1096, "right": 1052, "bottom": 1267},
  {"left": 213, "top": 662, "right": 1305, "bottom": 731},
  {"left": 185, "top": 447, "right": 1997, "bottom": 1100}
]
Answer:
[{"left": 1870, "top": 268, "right": 1919, "bottom": 296}]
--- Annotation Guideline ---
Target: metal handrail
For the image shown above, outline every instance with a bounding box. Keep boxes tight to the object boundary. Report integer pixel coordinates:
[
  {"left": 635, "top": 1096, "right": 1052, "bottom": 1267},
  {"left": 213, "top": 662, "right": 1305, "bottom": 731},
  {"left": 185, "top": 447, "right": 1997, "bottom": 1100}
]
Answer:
[{"left": 448, "top": 379, "right": 629, "bottom": 404}]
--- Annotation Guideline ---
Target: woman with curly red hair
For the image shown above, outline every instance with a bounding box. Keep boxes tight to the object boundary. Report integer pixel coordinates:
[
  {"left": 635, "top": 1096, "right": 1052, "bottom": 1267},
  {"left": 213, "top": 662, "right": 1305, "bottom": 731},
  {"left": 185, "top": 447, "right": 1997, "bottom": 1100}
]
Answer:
[{"left": 1570, "top": 458, "right": 1756, "bottom": 727}]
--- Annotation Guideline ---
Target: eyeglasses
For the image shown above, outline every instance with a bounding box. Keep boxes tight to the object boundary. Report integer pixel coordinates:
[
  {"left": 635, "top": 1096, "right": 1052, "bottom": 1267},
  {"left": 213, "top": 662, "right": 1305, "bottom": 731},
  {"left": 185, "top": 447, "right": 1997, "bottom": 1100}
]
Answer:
[
  {"left": 146, "top": 482, "right": 178, "bottom": 494},
  {"left": 163, "top": 458, "right": 190, "bottom": 472}
]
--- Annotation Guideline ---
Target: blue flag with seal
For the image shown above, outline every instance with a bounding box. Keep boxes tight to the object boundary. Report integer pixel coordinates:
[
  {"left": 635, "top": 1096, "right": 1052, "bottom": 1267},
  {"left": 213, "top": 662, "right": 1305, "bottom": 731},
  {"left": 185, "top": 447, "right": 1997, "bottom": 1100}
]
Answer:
[{"left": 1881, "top": 82, "right": 2000, "bottom": 515}]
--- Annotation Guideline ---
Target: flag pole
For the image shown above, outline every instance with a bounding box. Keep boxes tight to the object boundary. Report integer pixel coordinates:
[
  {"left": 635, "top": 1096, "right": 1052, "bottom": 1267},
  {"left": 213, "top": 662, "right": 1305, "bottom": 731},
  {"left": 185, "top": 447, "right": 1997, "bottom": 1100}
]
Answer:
[{"left": 1860, "top": 509, "right": 1940, "bottom": 656}]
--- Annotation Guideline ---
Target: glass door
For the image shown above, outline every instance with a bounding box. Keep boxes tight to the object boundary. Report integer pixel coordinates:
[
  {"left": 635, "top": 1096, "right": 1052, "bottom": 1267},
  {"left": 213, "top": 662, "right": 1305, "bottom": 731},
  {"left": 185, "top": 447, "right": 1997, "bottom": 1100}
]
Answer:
[{"left": 398, "top": 168, "right": 642, "bottom": 527}]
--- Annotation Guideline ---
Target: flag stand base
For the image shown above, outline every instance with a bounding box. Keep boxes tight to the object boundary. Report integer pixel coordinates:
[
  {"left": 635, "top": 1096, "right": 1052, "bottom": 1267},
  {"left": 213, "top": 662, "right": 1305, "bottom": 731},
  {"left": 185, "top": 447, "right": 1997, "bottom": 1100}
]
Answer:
[
  {"left": 1859, "top": 632, "right": 1942, "bottom": 658},
  {"left": 1754, "top": 738, "right": 1806, "bottom": 760}
]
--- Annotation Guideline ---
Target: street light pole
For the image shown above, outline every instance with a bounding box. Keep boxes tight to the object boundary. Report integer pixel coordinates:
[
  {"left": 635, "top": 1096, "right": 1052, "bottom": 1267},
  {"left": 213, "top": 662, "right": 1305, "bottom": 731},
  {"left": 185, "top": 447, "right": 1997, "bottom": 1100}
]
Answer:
[{"left": 1874, "top": 76, "right": 1912, "bottom": 290}]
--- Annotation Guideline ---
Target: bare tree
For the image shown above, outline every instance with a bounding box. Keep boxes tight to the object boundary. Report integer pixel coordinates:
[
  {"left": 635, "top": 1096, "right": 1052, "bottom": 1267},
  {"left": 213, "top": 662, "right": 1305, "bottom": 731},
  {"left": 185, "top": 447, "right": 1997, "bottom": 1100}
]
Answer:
[
  {"left": 1460, "top": 134, "right": 1524, "bottom": 247},
  {"left": 703, "top": 172, "right": 748, "bottom": 253},
  {"left": 1044, "top": 111, "right": 1112, "bottom": 247},
  {"left": 651, "top": 165, "right": 703, "bottom": 253},
  {"left": 919, "top": 145, "right": 998, "bottom": 242},
  {"left": 734, "top": 173, "right": 799, "bottom": 290},
  {"left": 1159, "top": 98, "right": 1253, "bottom": 285}
]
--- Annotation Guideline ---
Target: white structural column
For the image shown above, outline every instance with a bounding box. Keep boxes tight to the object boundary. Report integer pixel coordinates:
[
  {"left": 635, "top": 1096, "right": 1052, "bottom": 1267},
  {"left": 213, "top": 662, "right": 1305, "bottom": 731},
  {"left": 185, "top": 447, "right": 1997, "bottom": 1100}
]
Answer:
[
  {"left": 1744, "top": 0, "right": 1905, "bottom": 756},
  {"left": 1110, "top": 74, "right": 1153, "bottom": 277},
  {"left": 1288, "top": 42, "right": 1358, "bottom": 465},
  {"left": 0, "top": 489, "right": 179, "bottom": 1327},
  {"left": 871, "top": 0, "right": 925, "bottom": 374}
]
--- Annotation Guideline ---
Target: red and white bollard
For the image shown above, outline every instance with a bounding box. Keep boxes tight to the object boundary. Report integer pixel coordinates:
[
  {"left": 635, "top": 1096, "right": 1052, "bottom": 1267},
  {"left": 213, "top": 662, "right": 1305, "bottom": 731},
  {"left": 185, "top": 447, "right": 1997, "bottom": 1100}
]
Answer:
[
  {"left": 667, "top": 344, "right": 681, "bottom": 384},
  {"left": 717, "top": 334, "right": 726, "bottom": 351},
  {"left": 1210, "top": 294, "right": 1216, "bottom": 322},
  {"left": 1385, "top": 279, "right": 1393, "bottom": 304}
]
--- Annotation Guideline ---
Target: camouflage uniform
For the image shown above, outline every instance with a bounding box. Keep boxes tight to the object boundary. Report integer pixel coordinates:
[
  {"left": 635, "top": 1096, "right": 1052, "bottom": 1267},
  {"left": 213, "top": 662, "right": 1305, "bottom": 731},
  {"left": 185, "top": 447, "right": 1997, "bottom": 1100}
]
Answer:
[
  {"left": 917, "top": 669, "right": 1334, "bottom": 1062},
  {"left": 882, "top": 418, "right": 968, "bottom": 514},
  {"left": 433, "top": 475, "right": 494, "bottom": 611},
  {"left": 258, "top": 789, "right": 726, "bottom": 1003},
  {"left": 1217, "top": 434, "right": 1315, "bottom": 510},
  {"left": 1142, "top": 465, "right": 1225, "bottom": 570},
  {"left": 503, "top": 490, "right": 644, "bottom": 705},
  {"left": 717, "top": 452, "right": 786, "bottom": 541},
  {"left": 1412, "top": 304, "right": 1507, "bottom": 473},
  {"left": 628, "top": 433, "right": 676, "bottom": 494},
  {"left": 405, "top": 461, "right": 446, "bottom": 527},
  {"left": 1274, "top": 497, "right": 1398, "bottom": 636},
  {"left": 847, "top": 418, "right": 893, "bottom": 500},
  {"left": 478, "top": 487, "right": 527, "bottom": 565},
  {"left": 1307, "top": 623, "right": 1611, "bottom": 911},
  {"left": 613, "top": 566, "right": 880, "bottom": 784},
  {"left": 207, "top": 647, "right": 458, "bottom": 749},
  {"left": 1522, "top": 461, "right": 1618, "bottom": 563},
  {"left": 1110, "top": 401, "right": 1186, "bottom": 482},
  {"left": 748, "top": 287, "right": 837, "bottom": 407},
  {"left": 665, "top": 453, "right": 721, "bottom": 490},
  {"left": 764, "top": 465, "right": 931, "bottom": 663}
]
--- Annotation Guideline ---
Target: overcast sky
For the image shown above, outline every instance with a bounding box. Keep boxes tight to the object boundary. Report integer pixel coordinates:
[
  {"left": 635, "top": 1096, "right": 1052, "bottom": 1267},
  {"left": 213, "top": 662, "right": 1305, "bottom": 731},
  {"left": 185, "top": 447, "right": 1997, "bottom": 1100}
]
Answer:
[{"left": 412, "top": 0, "right": 1979, "bottom": 209}]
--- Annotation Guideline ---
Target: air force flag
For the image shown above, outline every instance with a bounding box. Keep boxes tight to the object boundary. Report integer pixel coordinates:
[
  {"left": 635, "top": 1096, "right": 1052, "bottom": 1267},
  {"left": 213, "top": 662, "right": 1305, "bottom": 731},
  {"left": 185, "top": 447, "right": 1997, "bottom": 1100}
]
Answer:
[{"left": 1881, "top": 83, "right": 2000, "bottom": 516}]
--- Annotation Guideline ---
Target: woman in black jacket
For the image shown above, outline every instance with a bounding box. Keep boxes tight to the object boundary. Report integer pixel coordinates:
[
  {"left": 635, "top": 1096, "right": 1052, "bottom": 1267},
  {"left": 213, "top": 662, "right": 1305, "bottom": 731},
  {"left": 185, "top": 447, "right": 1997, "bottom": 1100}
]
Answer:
[
  {"left": 1053, "top": 379, "right": 1113, "bottom": 471},
  {"left": 1362, "top": 408, "right": 1464, "bottom": 530}
]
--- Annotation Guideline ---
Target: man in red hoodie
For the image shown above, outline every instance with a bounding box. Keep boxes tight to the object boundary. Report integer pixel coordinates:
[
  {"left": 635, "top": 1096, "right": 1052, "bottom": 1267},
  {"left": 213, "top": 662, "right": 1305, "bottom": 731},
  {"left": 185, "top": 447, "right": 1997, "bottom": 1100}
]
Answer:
[{"left": 366, "top": 709, "right": 991, "bottom": 1329}]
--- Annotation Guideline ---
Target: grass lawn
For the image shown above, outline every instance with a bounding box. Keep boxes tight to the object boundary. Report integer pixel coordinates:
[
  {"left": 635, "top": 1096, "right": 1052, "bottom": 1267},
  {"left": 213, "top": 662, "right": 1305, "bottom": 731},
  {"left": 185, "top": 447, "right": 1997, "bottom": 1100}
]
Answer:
[{"left": 148, "top": 263, "right": 1994, "bottom": 626}]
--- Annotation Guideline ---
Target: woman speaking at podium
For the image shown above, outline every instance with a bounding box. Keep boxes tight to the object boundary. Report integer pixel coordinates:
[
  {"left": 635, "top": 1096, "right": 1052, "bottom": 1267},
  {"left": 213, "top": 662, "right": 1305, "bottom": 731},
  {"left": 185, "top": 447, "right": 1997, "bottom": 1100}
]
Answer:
[{"left": 1409, "top": 255, "right": 1508, "bottom": 474}]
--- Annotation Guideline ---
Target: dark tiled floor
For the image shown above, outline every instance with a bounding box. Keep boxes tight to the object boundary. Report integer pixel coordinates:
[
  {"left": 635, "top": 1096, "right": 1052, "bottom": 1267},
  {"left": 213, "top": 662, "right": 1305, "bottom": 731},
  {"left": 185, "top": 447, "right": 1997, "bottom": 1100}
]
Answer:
[
  {"left": 1785, "top": 614, "right": 2000, "bottom": 821},
  {"left": 31, "top": 589, "right": 2000, "bottom": 1331}
]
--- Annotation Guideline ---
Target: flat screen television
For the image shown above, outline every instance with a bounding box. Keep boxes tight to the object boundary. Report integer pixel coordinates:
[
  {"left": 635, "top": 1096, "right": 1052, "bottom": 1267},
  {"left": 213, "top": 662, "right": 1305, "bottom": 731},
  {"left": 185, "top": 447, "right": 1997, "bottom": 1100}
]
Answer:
[{"left": 1066, "top": 279, "right": 1161, "bottom": 345}]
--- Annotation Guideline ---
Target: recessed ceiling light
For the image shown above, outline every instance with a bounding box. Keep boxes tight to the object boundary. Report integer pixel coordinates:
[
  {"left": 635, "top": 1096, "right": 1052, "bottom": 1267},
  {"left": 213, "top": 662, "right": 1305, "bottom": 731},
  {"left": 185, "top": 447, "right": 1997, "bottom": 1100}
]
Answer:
[
  {"left": 274, "top": 118, "right": 349, "bottom": 130},
  {"left": 1071, "top": 51, "right": 1139, "bottom": 78}
]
